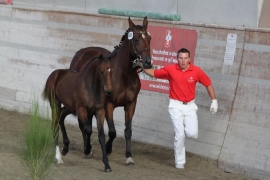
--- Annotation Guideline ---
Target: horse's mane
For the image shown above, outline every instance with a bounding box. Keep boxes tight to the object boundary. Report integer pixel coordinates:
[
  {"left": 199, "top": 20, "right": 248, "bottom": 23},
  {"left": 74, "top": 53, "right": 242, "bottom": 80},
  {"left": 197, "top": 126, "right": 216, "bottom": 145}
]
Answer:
[
  {"left": 113, "top": 29, "right": 129, "bottom": 50},
  {"left": 113, "top": 25, "right": 143, "bottom": 50},
  {"left": 110, "top": 29, "right": 128, "bottom": 56},
  {"left": 110, "top": 25, "right": 144, "bottom": 59}
]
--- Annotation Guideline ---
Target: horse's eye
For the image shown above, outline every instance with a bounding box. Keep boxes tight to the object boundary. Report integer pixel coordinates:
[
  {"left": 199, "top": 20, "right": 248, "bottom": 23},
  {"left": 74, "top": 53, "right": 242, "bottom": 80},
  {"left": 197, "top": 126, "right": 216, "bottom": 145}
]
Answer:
[
  {"left": 133, "top": 37, "right": 139, "bottom": 43},
  {"left": 100, "top": 70, "right": 104, "bottom": 75}
]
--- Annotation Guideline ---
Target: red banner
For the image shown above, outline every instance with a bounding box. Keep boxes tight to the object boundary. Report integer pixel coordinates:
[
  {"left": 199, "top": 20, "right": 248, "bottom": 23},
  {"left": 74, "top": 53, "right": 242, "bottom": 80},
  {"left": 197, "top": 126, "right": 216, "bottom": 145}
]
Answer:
[
  {"left": 139, "top": 26, "right": 198, "bottom": 94},
  {"left": 0, "top": 0, "right": 12, "bottom": 5}
]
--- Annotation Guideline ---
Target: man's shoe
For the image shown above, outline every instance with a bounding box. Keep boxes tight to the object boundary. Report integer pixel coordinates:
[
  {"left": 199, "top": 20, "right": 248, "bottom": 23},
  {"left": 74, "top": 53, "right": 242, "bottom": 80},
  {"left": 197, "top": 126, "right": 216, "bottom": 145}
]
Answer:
[{"left": 175, "top": 164, "right": 185, "bottom": 169}]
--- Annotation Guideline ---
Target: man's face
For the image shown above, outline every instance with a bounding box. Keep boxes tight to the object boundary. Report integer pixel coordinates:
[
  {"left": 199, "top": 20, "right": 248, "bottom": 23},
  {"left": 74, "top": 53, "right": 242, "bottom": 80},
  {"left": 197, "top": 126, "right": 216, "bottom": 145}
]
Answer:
[{"left": 177, "top": 52, "right": 190, "bottom": 70}]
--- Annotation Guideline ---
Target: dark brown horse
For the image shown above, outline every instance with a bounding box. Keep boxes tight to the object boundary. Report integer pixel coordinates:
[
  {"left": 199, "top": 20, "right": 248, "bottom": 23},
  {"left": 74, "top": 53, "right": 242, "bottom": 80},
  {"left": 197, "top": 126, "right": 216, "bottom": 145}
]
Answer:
[
  {"left": 69, "top": 17, "right": 152, "bottom": 165},
  {"left": 42, "top": 54, "right": 114, "bottom": 172}
]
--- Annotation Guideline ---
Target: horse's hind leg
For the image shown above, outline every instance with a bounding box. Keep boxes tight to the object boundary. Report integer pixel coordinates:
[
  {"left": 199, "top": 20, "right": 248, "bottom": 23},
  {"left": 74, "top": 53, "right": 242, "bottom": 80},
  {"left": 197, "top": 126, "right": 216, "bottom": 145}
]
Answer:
[
  {"left": 59, "top": 107, "right": 71, "bottom": 156},
  {"left": 50, "top": 98, "right": 64, "bottom": 163},
  {"left": 105, "top": 104, "right": 116, "bottom": 155}
]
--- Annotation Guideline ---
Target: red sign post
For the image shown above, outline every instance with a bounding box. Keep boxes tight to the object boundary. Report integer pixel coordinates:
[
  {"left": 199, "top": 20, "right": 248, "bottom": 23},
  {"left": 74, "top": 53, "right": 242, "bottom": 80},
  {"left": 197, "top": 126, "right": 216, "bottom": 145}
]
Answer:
[{"left": 139, "top": 26, "right": 198, "bottom": 94}]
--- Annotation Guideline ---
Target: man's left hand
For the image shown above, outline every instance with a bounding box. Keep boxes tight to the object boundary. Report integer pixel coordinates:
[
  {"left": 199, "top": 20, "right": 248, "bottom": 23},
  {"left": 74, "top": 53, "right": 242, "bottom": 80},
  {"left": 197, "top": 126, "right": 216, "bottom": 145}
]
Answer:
[{"left": 210, "top": 99, "right": 218, "bottom": 114}]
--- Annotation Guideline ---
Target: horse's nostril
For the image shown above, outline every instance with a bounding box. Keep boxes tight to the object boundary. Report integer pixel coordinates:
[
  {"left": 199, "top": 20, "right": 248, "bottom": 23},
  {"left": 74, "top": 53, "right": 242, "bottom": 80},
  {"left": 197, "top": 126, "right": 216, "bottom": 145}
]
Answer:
[{"left": 106, "top": 91, "right": 112, "bottom": 95}]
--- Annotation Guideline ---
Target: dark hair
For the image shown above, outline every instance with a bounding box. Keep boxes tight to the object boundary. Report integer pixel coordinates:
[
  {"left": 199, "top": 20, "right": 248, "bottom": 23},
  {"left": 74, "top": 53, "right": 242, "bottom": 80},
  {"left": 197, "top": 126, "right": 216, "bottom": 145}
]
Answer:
[{"left": 177, "top": 48, "right": 190, "bottom": 58}]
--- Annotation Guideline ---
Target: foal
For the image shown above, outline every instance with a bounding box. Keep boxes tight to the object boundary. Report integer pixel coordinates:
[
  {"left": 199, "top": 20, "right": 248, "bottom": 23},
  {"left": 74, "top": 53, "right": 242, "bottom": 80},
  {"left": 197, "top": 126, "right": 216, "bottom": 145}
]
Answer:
[{"left": 42, "top": 54, "right": 114, "bottom": 172}]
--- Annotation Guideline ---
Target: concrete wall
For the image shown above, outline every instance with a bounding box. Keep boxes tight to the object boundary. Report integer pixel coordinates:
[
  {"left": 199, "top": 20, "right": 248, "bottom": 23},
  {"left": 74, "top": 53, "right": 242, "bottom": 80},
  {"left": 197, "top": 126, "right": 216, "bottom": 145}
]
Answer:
[
  {"left": 12, "top": 0, "right": 261, "bottom": 28},
  {"left": 1, "top": 5, "right": 270, "bottom": 179},
  {"left": 218, "top": 29, "right": 270, "bottom": 179},
  {"left": 257, "top": 0, "right": 264, "bottom": 26},
  {"left": 259, "top": 0, "right": 270, "bottom": 28}
]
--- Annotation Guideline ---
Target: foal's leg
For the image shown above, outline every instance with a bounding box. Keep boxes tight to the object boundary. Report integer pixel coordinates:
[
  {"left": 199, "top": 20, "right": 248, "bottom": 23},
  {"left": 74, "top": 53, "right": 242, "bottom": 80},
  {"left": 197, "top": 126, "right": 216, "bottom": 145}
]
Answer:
[
  {"left": 59, "top": 107, "right": 71, "bottom": 156},
  {"left": 105, "top": 103, "right": 116, "bottom": 155},
  {"left": 124, "top": 101, "right": 137, "bottom": 165},
  {"left": 96, "top": 109, "right": 111, "bottom": 172},
  {"left": 50, "top": 99, "right": 63, "bottom": 163},
  {"left": 77, "top": 108, "right": 93, "bottom": 155},
  {"left": 78, "top": 114, "right": 93, "bottom": 156}
]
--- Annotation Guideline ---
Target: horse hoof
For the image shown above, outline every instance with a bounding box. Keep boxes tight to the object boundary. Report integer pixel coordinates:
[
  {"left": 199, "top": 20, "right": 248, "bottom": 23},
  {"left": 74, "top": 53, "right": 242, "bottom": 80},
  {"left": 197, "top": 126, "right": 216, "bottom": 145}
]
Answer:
[
  {"left": 125, "top": 157, "right": 134, "bottom": 166},
  {"left": 54, "top": 158, "right": 64, "bottom": 164},
  {"left": 84, "top": 151, "right": 93, "bottom": 159},
  {"left": 84, "top": 150, "right": 90, "bottom": 155},
  {"left": 84, "top": 148, "right": 91, "bottom": 155},
  {"left": 126, "top": 162, "right": 134, "bottom": 166},
  {"left": 62, "top": 148, "right": 68, "bottom": 156},
  {"left": 104, "top": 168, "right": 112, "bottom": 173}
]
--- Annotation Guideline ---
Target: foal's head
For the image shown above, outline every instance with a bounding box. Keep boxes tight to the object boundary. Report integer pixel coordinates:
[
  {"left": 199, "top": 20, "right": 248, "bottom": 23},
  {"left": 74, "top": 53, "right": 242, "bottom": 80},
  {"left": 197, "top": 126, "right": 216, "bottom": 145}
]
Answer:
[
  {"left": 127, "top": 16, "right": 152, "bottom": 69},
  {"left": 97, "top": 54, "right": 114, "bottom": 95}
]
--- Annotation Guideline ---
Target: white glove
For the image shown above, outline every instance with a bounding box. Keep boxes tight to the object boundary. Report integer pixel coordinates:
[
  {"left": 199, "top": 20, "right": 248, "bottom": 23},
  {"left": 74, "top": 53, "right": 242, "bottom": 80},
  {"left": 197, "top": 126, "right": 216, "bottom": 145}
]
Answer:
[{"left": 210, "top": 99, "right": 218, "bottom": 114}]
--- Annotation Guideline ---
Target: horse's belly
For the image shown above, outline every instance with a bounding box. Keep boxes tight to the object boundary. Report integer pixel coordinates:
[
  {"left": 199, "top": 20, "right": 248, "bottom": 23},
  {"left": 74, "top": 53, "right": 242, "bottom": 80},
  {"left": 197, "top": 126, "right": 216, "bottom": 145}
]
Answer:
[{"left": 112, "top": 90, "right": 138, "bottom": 106}]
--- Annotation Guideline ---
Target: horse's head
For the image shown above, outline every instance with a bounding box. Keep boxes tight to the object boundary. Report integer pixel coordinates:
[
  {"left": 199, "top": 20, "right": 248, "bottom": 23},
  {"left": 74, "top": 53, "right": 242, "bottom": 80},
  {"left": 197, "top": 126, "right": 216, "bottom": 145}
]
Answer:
[
  {"left": 97, "top": 54, "right": 114, "bottom": 95},
  {"left": 128, "top": 16, "right": 152, "bottom": 69}
]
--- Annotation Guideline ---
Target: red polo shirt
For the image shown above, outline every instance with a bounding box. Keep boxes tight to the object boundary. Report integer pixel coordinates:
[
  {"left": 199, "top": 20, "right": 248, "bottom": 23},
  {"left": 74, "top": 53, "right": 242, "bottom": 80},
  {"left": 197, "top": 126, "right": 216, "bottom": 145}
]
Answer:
[{"left": 154, "top": 63, "right": 211, "bottom": 102}]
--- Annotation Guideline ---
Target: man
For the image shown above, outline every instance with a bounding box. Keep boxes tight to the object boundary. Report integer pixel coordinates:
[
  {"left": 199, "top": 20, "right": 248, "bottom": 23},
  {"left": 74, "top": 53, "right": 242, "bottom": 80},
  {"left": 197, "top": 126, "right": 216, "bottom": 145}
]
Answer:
[{"left": 143, "top": 48, "right": 218, "bottom": 169}]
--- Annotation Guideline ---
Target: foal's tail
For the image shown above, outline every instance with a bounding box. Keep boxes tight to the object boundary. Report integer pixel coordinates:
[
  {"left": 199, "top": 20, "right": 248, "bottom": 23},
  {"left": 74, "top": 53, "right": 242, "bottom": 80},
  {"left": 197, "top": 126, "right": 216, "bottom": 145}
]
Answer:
[
  {"left": 42, "top": 76, "right": 53, "bottom": 101},
  {"left": 42, "top": 70, "right": 59, "bottom": 102},
  {"left": 42, "top": 83, "right": 49, "bottom": 101}
]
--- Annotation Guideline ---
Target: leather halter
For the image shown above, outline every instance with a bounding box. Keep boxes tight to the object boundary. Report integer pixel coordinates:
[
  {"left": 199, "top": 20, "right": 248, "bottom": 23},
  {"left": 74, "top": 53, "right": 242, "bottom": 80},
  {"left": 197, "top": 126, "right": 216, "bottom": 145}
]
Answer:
[{"left": 128, "top": 30, "right": 150, "bottom": 70}]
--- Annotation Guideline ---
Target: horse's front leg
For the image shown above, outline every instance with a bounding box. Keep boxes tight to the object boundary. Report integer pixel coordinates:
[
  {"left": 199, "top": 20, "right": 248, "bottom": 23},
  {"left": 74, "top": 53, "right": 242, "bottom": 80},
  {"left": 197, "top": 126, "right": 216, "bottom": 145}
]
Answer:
[
  {"left": 105, "top": 102, "right": 116, "bottom": 155},
  {"left": 77, "top": 108, "right": 93, "bottom": 157},
  {"left": 96, "top": 109, "right": 111, "bottom": 172},
  {"left": 124, "top": 101, "right": 137, "bottom": 166},
  {"left": 78, "top": 114, "right": 93, "bottom": 157},
  {"left": 59, "top": 107, "right": 71, "bottom": 156}
]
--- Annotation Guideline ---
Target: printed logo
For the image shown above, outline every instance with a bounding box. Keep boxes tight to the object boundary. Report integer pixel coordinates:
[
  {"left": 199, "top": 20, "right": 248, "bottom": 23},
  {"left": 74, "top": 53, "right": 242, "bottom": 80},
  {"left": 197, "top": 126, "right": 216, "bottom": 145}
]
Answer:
[
  {"left": 188, "top": 76, "right": 194, "bottom": 82},
  {"left": 164, "top": 30, "right": 172, "bottom": 48}
]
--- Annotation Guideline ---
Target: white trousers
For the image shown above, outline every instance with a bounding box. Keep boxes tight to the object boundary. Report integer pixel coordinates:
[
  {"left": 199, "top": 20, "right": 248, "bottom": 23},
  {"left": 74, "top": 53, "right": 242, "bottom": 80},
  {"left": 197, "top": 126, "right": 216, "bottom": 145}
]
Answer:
[{"left": 168, "top": 98, "right": 198, "bottom": 166}]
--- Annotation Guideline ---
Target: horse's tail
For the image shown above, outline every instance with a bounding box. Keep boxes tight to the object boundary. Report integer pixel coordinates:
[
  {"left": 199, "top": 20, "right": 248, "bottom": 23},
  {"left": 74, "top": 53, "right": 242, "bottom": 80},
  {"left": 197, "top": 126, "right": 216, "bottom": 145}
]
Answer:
[
  {"left": 42, "top": 83, "right": 48, "bottom": 100},
  {"left": 42, "top": 82, "right": 52, "bottom": 101},
  {"left": 42, "top": 70, "right": 59, "bottom": 102}
]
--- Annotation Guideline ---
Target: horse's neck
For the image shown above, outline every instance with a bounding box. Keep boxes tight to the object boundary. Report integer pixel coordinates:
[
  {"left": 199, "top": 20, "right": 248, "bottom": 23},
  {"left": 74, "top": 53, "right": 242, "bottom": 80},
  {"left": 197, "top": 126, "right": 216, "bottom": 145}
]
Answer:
[
  {"left": 84, "top": 64, "right": 101, "bottom": 89},
  {"left": 113, "top": 40, "right": 136, "bottom": 71},
  {"left": 80, "top": 66, "right": 106, "bottom": 106}
]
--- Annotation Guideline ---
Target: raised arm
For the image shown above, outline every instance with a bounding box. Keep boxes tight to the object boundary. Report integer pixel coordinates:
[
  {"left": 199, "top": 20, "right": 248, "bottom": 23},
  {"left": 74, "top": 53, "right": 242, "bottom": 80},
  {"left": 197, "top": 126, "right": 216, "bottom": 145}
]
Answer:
[{"left": 143, "top": 68, "right": 155, "bottom": 77}]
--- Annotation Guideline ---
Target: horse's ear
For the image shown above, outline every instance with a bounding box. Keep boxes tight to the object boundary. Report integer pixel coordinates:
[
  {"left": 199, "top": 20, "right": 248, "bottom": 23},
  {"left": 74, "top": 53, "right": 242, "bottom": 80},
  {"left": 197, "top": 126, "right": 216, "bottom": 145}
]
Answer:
[
  {"left": 98, "top": 54, "right": 104, "bottom": 59},
  {"left": 98, "top": 54, "right": 104, "bottom": 64},
  {"left": 128, "top": 17, "right": 135, "bottom": 28},
  {"left": 143, "top": 16, "right": 148, "bottom": 29}
]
